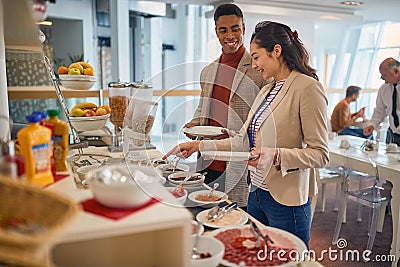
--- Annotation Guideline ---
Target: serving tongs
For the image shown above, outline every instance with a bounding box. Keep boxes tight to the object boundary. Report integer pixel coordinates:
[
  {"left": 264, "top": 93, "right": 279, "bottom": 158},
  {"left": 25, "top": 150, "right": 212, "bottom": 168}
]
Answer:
[
  {"left": 166, "top": 156, "right": 181, "bottom": 171},
  {"left": 207, "top": 202, "right": 238, "bottom": 221},
  {"left": 249, "top": 220, "right": 274, "bottom": 248}
]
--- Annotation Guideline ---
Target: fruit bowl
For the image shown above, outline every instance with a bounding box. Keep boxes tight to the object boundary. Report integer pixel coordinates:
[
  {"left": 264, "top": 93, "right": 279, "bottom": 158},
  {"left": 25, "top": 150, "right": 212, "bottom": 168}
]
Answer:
[
  {"left": 59, "top": 75, "right": 96, "bottom": 90},
  {"left": 69, "top": 114, "right": 109, "bottom": 132}
]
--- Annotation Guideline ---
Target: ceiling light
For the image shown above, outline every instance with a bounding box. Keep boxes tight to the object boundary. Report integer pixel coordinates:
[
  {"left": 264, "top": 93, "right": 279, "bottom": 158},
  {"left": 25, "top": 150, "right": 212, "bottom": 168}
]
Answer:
[{"left": 340, "top": 1, "right": 363, "bottom": 6}]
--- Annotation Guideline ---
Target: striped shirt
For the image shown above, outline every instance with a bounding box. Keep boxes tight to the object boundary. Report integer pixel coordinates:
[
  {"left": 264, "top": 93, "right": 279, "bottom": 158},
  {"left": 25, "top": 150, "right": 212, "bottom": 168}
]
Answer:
[{"left": 249, "top": 80, "right": 285, "bottom": 187}]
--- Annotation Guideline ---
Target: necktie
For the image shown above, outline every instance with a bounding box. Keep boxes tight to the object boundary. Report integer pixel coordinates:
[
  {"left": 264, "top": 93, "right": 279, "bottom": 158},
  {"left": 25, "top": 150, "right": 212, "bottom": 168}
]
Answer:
[{"left": 392, "top": 83, "right": 399, "bottom": 127}]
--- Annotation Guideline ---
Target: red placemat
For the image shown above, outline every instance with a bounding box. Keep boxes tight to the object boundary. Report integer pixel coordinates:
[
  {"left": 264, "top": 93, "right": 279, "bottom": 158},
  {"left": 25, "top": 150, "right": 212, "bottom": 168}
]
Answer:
[
  {"left": 80, "top": 198, "right": 159, "bottom": 220},
  {"left": 54, "top": 173, "right": 69, "bottom": 182}
]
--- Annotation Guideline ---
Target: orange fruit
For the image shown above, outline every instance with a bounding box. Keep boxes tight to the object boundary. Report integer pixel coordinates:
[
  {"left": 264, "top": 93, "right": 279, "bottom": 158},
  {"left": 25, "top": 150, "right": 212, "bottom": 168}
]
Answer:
[
  {"left": 99, "top": 105, "right": 111, "bottom": 113},
  {"left": 58, "top": 66, "right": 69, "bottom": 75},
  {"left": 83, "top": 67, "right": 95, "bottom": 76}
]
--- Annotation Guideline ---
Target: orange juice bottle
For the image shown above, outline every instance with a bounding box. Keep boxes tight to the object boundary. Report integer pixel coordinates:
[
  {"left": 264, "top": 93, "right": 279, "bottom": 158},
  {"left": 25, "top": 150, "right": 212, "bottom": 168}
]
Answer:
[
  {"left": 17, "top": 113, "right": 54, "bottom": 186},
  {"left": 46, "top": 109, "right": 69, "bottom": 172},
  {"left": 34, "top": 111, "right": 56, "bottom": 176}
]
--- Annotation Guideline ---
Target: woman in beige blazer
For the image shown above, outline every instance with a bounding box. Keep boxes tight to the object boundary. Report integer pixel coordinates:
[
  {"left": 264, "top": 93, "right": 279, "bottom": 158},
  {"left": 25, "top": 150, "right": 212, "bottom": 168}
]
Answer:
[{"left": 164, "top": 21, "right": 329, "bottom": 248}]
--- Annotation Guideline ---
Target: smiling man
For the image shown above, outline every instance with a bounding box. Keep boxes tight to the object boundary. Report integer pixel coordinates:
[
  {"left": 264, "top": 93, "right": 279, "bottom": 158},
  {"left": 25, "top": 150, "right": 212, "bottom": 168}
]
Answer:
[{"left": 184, "top": 4, "right": 267, "bottom": 209}]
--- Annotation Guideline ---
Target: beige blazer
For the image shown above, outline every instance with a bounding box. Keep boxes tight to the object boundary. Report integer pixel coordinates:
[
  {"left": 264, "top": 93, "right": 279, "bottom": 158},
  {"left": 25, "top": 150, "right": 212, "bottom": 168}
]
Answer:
[
  {"left": 190, "top": 50, "right": 267, "bottom": 207},
  {"left": 200, "top": 70, "right": 329, "bottom": 206}
]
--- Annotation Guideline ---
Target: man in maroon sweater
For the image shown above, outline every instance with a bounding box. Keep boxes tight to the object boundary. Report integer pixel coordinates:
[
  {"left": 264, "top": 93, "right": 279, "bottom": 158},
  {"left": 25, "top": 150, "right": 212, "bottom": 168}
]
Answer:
[{"left": 184, "top": 4, "right": 266, "bottom": 208}]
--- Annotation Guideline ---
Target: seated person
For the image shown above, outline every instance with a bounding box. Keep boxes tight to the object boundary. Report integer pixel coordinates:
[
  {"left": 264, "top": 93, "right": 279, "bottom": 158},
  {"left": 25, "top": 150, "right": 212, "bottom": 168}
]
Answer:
[{"left": 331, "top": 85, "right": 371, "bottom": 138}]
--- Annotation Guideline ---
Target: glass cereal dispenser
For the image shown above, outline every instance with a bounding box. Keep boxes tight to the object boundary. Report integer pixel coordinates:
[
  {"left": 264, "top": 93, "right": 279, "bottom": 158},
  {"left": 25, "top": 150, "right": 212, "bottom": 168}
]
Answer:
[{"left": 108, "top": 81, "right": 130, "bottom": 146}]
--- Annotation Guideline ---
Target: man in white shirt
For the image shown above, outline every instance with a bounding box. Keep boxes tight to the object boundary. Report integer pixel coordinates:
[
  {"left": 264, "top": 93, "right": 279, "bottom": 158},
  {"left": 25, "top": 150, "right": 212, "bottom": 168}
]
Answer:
[{"left": 364, "top": 58, "right": 400, "bottom": 145}]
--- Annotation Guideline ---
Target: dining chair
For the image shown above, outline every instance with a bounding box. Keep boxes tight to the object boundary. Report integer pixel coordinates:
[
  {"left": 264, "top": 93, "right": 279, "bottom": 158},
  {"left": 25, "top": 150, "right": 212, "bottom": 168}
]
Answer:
[
  {"left": 316, "top": 166, "right": 344, "bottom": 212},
  {"left": 332, "top": 146, "right": 392, "bottom": 252}
]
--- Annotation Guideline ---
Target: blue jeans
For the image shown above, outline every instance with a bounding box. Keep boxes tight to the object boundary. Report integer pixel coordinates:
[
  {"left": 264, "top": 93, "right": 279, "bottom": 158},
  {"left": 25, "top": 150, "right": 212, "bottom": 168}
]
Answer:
[
  {"left": 247, "top": 186, "right": 311, "bottom": 249},
  {"left": 338, "top": 127, "right": 372, "bottom": 139}
]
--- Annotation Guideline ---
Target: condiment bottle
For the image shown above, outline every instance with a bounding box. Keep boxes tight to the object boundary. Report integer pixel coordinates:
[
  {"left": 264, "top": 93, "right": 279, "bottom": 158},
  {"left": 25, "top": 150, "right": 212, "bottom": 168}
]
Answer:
[
  {"left": 16, "top": 113, "right": 54, "bottom": 186},
  {"left": 46, "top": 109, "right": 69, "bottom": 172},
  {"left": 34, "top": 111, "right": 56, "bottom": 176}
]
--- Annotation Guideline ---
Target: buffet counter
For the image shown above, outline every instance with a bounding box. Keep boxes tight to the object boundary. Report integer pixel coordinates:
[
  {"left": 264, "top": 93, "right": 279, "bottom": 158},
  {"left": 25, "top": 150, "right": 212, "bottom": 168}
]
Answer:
[{"left": 47, "top": 147, "right": 193, "bottom": 267}]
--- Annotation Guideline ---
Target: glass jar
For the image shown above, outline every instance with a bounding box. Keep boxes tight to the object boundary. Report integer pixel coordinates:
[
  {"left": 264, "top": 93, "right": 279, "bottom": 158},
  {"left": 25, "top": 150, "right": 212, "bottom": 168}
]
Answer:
[{"left": 108, "top": 81, "right": 131, "bottom": 135}]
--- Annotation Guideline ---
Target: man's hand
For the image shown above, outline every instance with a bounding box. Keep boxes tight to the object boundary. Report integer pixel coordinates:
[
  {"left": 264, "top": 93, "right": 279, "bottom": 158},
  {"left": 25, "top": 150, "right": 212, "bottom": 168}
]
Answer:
[
  {"left": 183, "top": 122, "right": 197, "bottom": 139},
  {"left": 247, "top": 147, "right": 275, "bottom": 171},
  {"left": 162, "top": 141, "right": 201, "bottom": 160},
  {"left": 357, "top": 107, "right": 366, "bottom": 118},
  {"left": 363, "top": 125, "right": 374, "bottom": 136}
]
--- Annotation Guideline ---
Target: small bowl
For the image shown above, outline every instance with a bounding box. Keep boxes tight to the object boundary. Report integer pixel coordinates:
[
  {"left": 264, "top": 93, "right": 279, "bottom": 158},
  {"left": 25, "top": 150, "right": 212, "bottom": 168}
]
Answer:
[
  {"left": 166, "top": 187, "right": 188, "bottom": 205},
  {"left": 191, "top": 220, "right": 205, "bottom": 236},
  {"left": 60, "top": 74, "right": 96, "bottom": 90},
  {"left": 188, "top": 190, "right": 228, "bottom": 208},
  {"left": 167, "top": 171, "right": 205, "bottom": 187},
  {"left": 190, "top": 236, "right": 224, "bottom": 267},
  {"left": 86, "top": 164, "right": 156, "bottom": 209},
  {"left": 69, "top": 114, "right": 109, "bottom": 132},
  {"left": 155, "top": 163, "right": 190, "bottom": 178}
]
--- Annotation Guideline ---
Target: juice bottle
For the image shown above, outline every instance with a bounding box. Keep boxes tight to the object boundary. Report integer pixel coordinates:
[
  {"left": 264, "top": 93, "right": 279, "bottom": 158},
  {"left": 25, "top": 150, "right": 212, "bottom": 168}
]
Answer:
[
  {"left": 46, "top": 109, "right": 69, "bottom": 172},
  {"left": 34, "top": 111, "right": 56, "bottom": 176},
  {"left": 17, "top": 113, "right": 54, "bottom": 186}
]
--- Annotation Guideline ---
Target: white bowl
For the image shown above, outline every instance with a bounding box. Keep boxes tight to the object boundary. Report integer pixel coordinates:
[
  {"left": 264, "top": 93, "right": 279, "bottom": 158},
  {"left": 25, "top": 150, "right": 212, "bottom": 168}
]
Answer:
[
  {"left": 86, "top": 165, "right": 154, "bottom": 209},
  {"left": 69, "top": 114, "right": 109, "bottom": 132},
  {"left": 190, "top": 236, "right": 224, "bottom": 267},
  {"left": 166, "top": 187, "right": 188, "bottom": 205},
  {"left": 167, "top": 171, "right": 205, "bottom": 187},
  {"left": 191, "top": 220, "right": 205, "bottom": 236},
  {"left": 188, "top": 190, "right": 228, "bottom": 208},
  {"left": 60, "top": 75, "right": 96, "bottom": 90}
]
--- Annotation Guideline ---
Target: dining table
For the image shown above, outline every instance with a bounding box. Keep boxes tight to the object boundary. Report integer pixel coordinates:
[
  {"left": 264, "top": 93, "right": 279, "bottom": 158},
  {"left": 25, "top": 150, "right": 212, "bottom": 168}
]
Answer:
[{"left": 328, "top": 135, "right": 400, "bottom": 266}]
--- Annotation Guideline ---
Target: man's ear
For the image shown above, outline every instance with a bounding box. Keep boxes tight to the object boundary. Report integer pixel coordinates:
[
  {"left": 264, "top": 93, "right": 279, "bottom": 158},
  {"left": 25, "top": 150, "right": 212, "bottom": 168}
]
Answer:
[{"left": 242, "top": 23, "right": 246, "bottom": 35}]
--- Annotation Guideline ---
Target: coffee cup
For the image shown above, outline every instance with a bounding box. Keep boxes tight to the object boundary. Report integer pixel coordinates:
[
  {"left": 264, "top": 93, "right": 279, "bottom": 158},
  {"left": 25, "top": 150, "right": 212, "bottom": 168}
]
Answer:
[
  {"left": 386, "top": 143, "right": 398, "bottom": 152},
  {"left": 340, "top": 139, "right": 350, "bottom": 148},
  {"left": 328, "top": 132, "right": 337, "bottom": 140}
]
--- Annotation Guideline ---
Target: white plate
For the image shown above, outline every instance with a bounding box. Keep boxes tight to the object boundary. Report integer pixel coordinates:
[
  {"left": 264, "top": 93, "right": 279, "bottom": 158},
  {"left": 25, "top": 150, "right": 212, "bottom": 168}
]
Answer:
[
  {"left": 210, "top": 225, "right": 307, "bottom": 267},
  {"left": 183, "top": 126, "right": 225, "bottom": 137},
  {"left": 196, "top": 209, "right": 248, "bottom": 228},
  {"left": 188, "top": 189, "right": 228, "bottom": 208},
  {"left": 385, "top": 149, "right": 400, "bottom": 154},
  {"left": 201, "top": 151, "right": 255, "bottom": 161}
]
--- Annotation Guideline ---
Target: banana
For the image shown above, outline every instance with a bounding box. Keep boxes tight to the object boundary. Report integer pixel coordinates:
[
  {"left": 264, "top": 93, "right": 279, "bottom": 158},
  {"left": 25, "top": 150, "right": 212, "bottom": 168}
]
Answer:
[
  {"left": 72, "top": 102, "right": 97, "bottom": 110},
  {"left": 77, "top": 61, "right": 93, "bottom": 70}
]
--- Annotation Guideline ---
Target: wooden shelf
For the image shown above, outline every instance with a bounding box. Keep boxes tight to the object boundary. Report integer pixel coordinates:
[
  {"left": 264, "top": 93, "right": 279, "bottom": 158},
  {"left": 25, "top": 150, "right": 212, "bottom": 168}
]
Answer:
[
  {"left": 7, "top": 86, "right": 201, "bottom": 100},
  {"left": 7, "top": 86, "right": 102, "bottom": 99}
]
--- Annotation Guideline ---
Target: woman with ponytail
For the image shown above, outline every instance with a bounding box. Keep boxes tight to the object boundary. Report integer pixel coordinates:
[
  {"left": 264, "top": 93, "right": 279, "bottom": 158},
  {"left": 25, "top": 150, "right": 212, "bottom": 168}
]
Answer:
[{"left": 163, "top": 21, "right": 328, "bottom": 248}]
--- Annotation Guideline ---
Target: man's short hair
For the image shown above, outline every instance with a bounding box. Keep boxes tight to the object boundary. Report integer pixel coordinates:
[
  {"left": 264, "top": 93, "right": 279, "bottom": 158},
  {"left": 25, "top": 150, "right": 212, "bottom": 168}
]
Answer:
[
  {"left": 346, "top": 85, "right": 361, "bottom": 98},
  {"left": 388, "top": 58, "right": 400, "bottom": 69},
  {"left": 214, "top": 3, "right": 243, "bottom": 22}
]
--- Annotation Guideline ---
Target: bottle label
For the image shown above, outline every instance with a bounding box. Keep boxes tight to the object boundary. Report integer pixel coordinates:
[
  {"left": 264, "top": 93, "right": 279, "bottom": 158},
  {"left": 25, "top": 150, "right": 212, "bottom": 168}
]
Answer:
[
  {"left": 54, "top": 135, "right": 63, "bottom": 159},
  {"left": 32, "top": 143, "right": 49, "bottom": 173}
]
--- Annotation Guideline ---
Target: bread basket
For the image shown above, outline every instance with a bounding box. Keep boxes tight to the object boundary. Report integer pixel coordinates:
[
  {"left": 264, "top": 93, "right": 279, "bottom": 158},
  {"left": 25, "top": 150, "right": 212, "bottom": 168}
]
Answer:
[{"left": 0, "top": 176, "right": 79, "bottom": 266}]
